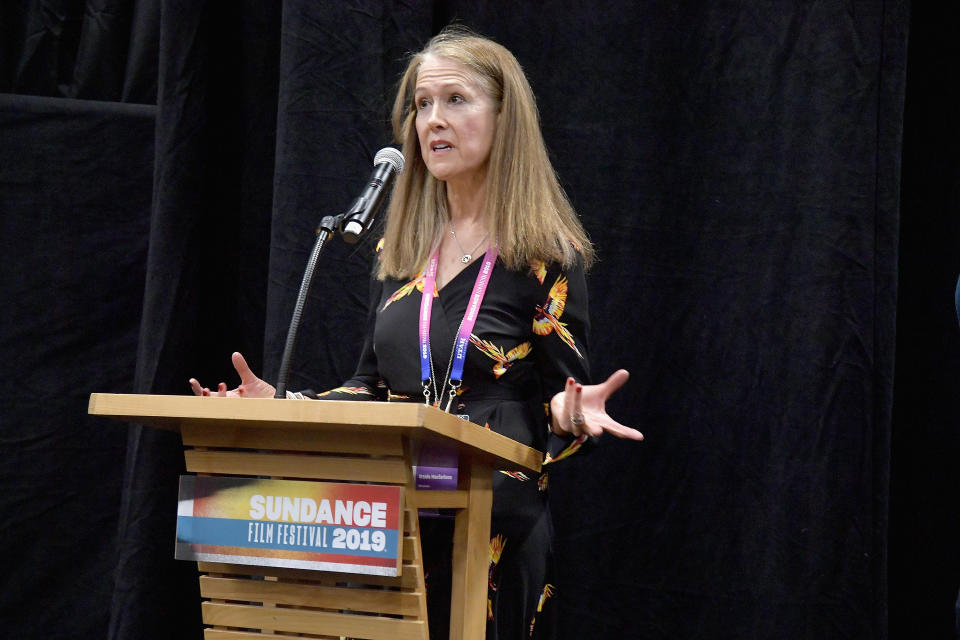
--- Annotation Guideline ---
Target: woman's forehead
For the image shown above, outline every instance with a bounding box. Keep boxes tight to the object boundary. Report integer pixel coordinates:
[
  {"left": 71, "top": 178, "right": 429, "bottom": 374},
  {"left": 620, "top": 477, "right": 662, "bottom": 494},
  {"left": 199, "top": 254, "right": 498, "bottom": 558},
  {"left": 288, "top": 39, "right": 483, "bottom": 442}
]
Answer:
[{"left": 414, "top": 54, "right": 483, "bottom": 92}]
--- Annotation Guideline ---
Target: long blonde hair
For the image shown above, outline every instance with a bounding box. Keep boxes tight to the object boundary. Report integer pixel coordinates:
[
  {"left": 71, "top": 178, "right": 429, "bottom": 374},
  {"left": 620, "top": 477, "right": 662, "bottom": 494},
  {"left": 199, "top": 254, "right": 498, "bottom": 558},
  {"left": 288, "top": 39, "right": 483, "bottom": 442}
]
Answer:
[{"left": 378, "top": 27, "right": 594, "bottom": 280}]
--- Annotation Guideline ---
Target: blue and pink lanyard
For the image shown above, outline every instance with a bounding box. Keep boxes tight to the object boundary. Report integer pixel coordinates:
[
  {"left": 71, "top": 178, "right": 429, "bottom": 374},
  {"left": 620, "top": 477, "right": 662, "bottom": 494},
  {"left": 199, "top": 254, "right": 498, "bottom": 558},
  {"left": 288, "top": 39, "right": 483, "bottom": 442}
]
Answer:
[{"left": 419, "top": 245, "right": 498, "bottom": 411}]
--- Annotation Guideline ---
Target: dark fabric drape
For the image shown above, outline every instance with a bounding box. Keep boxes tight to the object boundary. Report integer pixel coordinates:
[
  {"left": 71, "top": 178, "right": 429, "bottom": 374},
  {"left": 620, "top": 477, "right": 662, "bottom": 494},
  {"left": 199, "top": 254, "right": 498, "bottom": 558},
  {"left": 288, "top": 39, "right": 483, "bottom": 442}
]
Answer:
[
  {"left": 526, "top": 3, "right": 904, "bottom": 637},
  {"left": 5, "top": 1, "right": 956, "bottom": 639},
  {"left": 0, "top": 94, "right": 155, "bottom": 637},
  {"left": 264, "top": 3, "right": 433, "bottom": 391},
  {"left": 0, "top": 0, "right": 160, "bottom": 103},
  {"left": 109, "top": 2, "right": 281, "bottom": 638}
]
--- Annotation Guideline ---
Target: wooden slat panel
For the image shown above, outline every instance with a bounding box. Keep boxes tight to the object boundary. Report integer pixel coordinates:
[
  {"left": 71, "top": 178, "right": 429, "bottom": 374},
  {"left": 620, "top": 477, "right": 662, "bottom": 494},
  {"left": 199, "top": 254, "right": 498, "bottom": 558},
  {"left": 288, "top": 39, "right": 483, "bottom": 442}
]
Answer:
[
  {"left": 399, "top": 497, "right": 429, "bottom": 625},
  {"left": 181, "top": 423, "right": 404, "bottom": 456},
  {"left": 408, "top": 489, "right": 468, "bottom": 509},
  {"left": 402, "top": 536, "right": 417, "bottom": 561},
  {"left": 206, "top": 629, "right": 338, "bottom": 639},
  {"left": 198, "top": 562, "right": 423, "bottom": 590},
  {"left": 404, "top": 512, "right": 429, "bottom": 624},
  {"left": 184, "top": 450, "right": 407, "bottom": 483},
  {"left": 199, "top": 576, "right": 422, "bottom": 616},
  {"left": 201, "top": 602, "right": 427, "bottom": 640}
]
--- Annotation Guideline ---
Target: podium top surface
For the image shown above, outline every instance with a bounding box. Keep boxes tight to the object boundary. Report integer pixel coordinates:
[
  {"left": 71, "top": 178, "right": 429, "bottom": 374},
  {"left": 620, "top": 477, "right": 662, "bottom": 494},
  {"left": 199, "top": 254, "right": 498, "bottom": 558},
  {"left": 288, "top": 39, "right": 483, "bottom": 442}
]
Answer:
[{"left": 89, "top": 393, "right": 542, "bottom": 472}]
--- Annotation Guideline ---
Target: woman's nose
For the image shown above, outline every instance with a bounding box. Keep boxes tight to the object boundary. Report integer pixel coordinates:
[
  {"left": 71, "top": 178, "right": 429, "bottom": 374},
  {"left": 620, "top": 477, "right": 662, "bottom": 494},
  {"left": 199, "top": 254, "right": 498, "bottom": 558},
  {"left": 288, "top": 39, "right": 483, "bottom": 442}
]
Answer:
[{"left": 427, "top": 103, "right": 445, "bottom": 128}]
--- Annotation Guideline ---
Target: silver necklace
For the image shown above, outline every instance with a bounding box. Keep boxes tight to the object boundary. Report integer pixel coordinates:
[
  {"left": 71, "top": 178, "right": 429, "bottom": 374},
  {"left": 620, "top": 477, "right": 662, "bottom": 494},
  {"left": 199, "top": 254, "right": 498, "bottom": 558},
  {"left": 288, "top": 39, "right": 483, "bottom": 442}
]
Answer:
[{"left": 449, "top": 224, "right": 488, "bottom": 264}]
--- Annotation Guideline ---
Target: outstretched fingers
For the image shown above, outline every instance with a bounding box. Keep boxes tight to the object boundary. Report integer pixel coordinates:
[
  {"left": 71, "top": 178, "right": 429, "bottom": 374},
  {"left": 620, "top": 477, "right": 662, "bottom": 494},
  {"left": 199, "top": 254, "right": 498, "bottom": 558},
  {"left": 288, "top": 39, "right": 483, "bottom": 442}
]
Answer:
[
  {"left": 600, "top": 419, "right": 644, "bottom": 441},
  {"left": 550, "top": 372, "right": 643, "bottom": 441},
  {"left": 188, "top": 378, "right": 228, "bottom": 396},
  {"left": 583, "top": 369, "right": 643, "bottom": 440}
]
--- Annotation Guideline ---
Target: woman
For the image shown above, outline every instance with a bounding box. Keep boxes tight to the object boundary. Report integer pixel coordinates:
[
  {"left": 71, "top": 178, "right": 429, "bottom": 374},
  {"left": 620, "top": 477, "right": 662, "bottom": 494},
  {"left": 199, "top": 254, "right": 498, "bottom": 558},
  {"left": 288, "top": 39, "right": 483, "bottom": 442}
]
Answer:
[{"left": 190, "top": 27, "right": 642, "bottom": 639}]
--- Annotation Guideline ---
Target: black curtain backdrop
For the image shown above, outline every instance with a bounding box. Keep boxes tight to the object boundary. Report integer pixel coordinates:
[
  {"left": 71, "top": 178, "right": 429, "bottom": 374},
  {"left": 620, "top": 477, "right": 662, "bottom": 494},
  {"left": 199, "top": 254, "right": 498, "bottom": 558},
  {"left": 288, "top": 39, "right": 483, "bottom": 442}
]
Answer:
[
  {"left": 2, "top": 2, "right": 957, "bottom": 639},
  {"left": 0, "top": 94, "right": 155, "bottom": 633}
]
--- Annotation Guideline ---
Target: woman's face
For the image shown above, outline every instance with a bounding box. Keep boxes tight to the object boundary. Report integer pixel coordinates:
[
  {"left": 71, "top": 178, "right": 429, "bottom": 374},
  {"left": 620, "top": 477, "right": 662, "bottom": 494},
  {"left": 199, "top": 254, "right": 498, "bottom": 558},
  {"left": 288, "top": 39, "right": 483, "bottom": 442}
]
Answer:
[{"left": 414, "top": 54, "right": 498, "bottom": 189}]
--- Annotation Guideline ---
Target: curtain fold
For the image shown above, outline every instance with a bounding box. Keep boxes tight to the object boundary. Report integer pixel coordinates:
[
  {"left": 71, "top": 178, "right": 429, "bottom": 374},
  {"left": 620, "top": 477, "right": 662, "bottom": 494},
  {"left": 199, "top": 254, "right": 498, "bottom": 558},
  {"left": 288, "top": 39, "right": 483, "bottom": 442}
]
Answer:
[
  {"left": 111, "top": 2, "right": 280, "bottom": 637},
  {"left": 0, "top": 0, "right": 159, "bottom": 103}
]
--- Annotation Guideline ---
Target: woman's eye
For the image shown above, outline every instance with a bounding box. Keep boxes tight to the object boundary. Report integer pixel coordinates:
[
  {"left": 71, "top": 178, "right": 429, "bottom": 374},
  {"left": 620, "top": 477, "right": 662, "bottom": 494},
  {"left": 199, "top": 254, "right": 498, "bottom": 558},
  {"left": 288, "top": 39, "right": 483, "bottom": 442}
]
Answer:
[
  {"left": 416, "top": 98, "right": 430, "bottom": 110},
  {"left": 450, "top": 94, "right": 464, "bottom": 104}
]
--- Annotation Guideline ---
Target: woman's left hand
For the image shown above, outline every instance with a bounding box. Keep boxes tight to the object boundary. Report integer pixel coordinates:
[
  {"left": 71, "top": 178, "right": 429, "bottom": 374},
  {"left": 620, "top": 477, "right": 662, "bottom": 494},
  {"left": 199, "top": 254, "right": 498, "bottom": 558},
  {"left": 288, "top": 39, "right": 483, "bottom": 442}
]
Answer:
[{"left": 549, "top": 369, "right": 643, "bottom": 440}]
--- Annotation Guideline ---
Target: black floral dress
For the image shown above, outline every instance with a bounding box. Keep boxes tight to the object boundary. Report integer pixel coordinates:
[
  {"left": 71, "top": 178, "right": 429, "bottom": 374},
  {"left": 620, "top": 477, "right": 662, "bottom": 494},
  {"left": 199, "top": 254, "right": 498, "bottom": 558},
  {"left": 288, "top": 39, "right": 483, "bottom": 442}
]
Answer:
[{"left": 316, "top": 251, "right": 590, "bottom": 640}]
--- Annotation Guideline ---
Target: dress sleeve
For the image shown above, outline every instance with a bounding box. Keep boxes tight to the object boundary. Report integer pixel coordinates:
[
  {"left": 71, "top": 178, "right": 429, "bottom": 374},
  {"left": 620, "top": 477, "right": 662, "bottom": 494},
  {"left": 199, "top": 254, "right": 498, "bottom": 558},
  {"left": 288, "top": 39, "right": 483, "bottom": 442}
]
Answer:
[
  {"left": 304, "top": 270, "right": 387, "bottom": 402},
  {"left": 530, "top": 257, "right": 592, "bottom": 457}
]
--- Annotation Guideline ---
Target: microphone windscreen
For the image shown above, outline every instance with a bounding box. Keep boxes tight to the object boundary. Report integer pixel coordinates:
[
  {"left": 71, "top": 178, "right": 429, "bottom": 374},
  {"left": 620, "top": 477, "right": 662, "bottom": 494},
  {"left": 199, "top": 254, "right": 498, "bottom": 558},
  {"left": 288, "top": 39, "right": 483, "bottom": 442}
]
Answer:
[{"left": 374, "top": 146, "right": 405, "bottom": 174}]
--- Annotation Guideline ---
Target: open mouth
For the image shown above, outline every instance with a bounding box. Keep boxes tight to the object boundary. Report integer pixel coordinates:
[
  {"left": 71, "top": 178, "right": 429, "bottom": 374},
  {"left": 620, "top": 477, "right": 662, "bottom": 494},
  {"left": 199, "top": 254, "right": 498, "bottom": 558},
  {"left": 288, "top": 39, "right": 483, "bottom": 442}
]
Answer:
[{"left": 431, "top": 143, "right": 452, "bottom": 151}]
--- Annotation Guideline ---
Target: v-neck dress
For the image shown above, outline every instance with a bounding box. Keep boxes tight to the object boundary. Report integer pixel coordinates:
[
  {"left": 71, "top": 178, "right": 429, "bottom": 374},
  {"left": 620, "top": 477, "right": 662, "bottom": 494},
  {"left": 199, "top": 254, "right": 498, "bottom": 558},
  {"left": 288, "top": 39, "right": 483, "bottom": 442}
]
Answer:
[{"left": 316, "top": 252, "right": 591, "bottom": 640}]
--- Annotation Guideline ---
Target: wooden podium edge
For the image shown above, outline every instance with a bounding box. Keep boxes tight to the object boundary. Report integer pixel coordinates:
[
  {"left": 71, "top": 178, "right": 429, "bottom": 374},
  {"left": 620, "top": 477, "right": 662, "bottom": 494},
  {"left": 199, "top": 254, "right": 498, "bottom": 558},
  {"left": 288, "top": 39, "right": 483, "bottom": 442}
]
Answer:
[{"left": 89, "top": 393, "right": 542, "bottom": 473}]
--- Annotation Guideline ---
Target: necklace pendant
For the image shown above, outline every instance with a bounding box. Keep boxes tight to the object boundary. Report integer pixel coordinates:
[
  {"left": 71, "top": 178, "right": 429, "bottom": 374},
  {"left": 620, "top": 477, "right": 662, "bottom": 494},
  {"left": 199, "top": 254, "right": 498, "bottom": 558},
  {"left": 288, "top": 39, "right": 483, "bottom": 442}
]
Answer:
[{"left": 460, "top": 254, "right": 471, "bottom": 263}]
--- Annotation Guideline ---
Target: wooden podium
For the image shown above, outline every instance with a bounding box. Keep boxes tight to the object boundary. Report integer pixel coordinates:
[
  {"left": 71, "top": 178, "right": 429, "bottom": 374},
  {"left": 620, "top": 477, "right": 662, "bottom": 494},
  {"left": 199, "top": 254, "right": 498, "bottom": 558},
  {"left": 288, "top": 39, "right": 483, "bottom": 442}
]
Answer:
[{"left": 89, "top": 394, "right": 542, "bottom": 640}]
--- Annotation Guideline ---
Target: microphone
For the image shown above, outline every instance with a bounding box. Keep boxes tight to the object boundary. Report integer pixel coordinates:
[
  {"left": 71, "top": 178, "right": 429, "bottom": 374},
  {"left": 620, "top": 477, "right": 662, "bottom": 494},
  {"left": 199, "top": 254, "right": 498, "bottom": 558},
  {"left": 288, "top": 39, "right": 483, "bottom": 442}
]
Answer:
[{"left": 341, "top": 147, "right": 405, "bottom": 243}]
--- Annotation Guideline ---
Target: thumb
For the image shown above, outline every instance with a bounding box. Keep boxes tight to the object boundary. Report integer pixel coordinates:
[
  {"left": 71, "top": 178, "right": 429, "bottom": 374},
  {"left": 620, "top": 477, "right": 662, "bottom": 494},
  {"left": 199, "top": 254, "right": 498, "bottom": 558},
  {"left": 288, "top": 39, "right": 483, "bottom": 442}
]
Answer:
[
  {"left": 232, "top": 352, "right": 258, "bottom": 384},
  {"left": 600, "top": 369, "right": 629, "bottom": 393}
]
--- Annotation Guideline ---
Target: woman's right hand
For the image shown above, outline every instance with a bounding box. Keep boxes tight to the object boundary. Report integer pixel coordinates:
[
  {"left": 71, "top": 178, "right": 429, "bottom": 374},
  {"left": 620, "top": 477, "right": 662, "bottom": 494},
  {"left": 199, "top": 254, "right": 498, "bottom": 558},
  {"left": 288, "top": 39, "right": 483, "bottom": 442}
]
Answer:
[{"left": 188, "top": 352, "right": 276, "bottom": 398}]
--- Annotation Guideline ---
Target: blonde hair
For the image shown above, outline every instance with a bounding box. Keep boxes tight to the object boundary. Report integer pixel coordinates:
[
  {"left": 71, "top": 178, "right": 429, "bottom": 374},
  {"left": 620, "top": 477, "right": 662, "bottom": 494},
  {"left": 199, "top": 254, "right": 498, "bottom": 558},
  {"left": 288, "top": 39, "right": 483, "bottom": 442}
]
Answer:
[{"left": 378, "top": 27, "right": 594, "bottom": 280}]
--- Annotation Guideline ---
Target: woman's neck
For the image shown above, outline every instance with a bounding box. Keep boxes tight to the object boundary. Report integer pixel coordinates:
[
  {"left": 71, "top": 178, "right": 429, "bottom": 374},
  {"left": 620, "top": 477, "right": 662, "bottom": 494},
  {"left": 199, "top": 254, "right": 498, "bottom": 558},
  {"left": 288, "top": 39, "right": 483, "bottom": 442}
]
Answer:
[
  {"left": 435, "top": 178, "right": 492, "bottom": 289},
  {"left": 445, "top": 172, "right": 488, "bottom": 227}
]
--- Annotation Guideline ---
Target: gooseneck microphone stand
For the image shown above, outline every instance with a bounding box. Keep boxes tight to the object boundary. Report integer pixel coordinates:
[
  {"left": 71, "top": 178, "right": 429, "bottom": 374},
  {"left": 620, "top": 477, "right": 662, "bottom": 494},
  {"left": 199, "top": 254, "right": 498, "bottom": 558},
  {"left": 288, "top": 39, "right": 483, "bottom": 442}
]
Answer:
[
  {"left": 272, "top": 146, "right": 404, "bottom": 399},
  {"left": 273, "top": 214, "right": 343, "bottom": 399}
]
